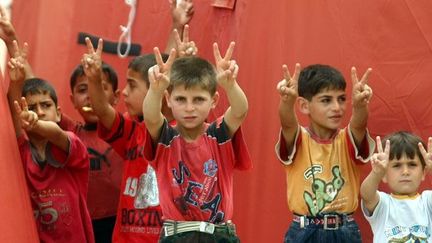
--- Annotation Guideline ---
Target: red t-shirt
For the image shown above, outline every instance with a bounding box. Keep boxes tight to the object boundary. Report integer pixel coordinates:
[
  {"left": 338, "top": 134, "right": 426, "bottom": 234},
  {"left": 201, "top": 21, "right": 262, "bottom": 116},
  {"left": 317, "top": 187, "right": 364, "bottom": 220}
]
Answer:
[
  {"left": 59, "top": 115, "right": 123, "bottom": 219},
  {"left": 98, "top": 112, "right": 162, "bottom": 243},
  {"left": 144, "top": 117, "right": 252, "bottom": 223},
  {"left": 18, "top": 132, "right": 94, "bottom": 243}
]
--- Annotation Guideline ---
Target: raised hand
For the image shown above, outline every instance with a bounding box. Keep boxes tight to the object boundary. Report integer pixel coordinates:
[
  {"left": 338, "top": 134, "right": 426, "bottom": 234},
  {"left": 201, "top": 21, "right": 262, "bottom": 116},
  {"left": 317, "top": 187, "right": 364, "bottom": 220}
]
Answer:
[
  {"left": 174, "top": 25, "right": 197, "bottom": 57},
  {"left": 371, "top": 136, "right": 390, "bottom": 177},
  {"left": 170, "top": 0, "right": 194, "bottom": 27},
  {"left": 81, "top": 37, "right": 103, "bottom": 80},
  {"left": 14, "top": 97, "right": 39, "bottom": 131},
  {"left": 419, "top": 137, "right": 432, "bottom": 172},
  {"left": 8, "top": 40, "right": 29, "bottom": 82},
  {"left": 213, "top": 42, "right": 238, "bottom": 90},
  {"left": 148, "top": 47, "right": 176, "bottom": 93},
  {"left": 277, "top": 63, "right": 301, "bottom": 102},
  {"left": 0, "top": 6, "right": 17, "bottom": 44},
  {"left": 352, "top": 67, "right": 373, "bottom": 108}
]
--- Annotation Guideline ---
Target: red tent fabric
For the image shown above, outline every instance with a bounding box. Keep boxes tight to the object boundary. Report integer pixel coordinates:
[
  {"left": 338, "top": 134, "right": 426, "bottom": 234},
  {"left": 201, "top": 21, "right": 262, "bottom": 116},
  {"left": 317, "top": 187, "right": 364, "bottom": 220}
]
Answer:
[{"left": 4, "top": 0, "right": 432, "bottom": 242}]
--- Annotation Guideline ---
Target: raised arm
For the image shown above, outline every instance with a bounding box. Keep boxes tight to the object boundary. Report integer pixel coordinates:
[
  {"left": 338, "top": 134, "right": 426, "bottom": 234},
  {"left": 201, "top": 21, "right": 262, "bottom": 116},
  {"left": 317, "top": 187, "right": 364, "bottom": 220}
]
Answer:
[
  {"left": 7, "top": 41, "right": 29, "bottom": 137},
  {"left": 349, "top": 67, "right": 372, "bottom": 147},
  {"left": 82, "top": 38, "right": 116, "bottom": 129},
  {"left": 0, "top": 6, "right": 18, "bottom": 56},
  {"left": 14, "top": 97, "right": 69, "bottom": 151},
  {"left": 360, "top": 136, "right": 389, "bottom": 214},
  {"left": 213, "top": 42, "right": 247, "bottom": 137},
  {"left": 277, "top": 63, "right": 301, "bottom": 153},
  {"left": 165, "top": 0, "right": 194, "bottom": 53},
  {"left": 419, "top": 137, "right": 432, "bottom": 174},
  {"left": 143, "top": 47, "right": 176, "bottom": 141}
]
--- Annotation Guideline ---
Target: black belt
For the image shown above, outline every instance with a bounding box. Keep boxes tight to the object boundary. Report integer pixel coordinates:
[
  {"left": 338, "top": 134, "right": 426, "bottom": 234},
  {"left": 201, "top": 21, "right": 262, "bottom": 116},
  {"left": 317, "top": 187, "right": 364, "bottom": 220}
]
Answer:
[{"left": 293, "top": 213, "right": 354, "bottom": 230}]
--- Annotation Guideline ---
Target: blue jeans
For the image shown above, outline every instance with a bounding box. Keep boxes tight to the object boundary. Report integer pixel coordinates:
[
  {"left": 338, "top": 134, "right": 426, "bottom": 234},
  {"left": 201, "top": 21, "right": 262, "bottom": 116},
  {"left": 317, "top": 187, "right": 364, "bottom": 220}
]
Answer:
[{"left": 284, "top": 219, "right": 362, "bottom": 243}]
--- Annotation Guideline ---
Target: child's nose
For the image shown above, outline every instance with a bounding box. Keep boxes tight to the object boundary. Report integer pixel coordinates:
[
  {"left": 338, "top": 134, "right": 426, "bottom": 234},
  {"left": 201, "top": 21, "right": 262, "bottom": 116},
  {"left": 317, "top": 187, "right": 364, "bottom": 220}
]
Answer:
[
  {"left": 35, "top": 106, "right": 45, "bottom": 116},
  {"left": 122, "top": 88, "right": 128, "bottom": 97},
  {"left": 185, "top": 102, "right": 195, "bottom": 111}
]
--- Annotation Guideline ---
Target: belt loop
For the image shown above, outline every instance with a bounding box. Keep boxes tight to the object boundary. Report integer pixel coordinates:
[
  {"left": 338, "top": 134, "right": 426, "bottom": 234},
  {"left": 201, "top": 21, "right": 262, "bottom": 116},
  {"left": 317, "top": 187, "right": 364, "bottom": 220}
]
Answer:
[
  {"left": 173, "top": 220, "right": 178, "bottom": 234},
  {"left": 300, "top": 216, "right": 305, "bottom": 228}
]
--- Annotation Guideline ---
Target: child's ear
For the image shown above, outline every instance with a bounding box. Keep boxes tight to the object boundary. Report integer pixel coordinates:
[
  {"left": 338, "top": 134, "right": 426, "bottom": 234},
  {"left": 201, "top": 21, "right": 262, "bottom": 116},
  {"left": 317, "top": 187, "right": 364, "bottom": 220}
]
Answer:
[
  {"left": 165, "top": 90, "right": 172, "bottom": 108},
  {"left": 55, "top": 105, "right": 62, "bottom": 123},
  {"left": 422, "top": 169, "right": 426, "bottom": 181},
  {"left": 382, "top": 175, "right": 388, "bottom": 184},
  {"left": 211, "top": 91, "right": 220, "bottom": 109},
  {"left": 112, "top": 89, "right": 121, "bottom": 106},
  {"left": 298, "top": 97, "right": 310, "bottom": 115}
]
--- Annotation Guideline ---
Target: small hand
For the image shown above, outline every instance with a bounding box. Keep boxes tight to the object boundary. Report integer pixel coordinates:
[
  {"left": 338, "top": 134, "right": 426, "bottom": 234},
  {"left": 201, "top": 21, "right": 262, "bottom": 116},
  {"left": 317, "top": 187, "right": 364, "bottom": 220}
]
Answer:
[
  {"left": 213, "top": 42, "right": 238, "bottom": 90},
  {"left": 0, "top": 6, "right": 16, "bottom": 43},
  {"left": 170, "top": 0, "right": 194, "bottom": 27},
  {"left": 352, "top": 67, "right": 373, "bottom": 108},
  {"left": 371, "top": 136, "right": 390, "bottom": 176},
  {"left": 148, "top": 47, "right": 176, "bottom": 93},
  {"left": 14, "top": 97, "right": 39, "bottom": 131},
  {"left": 174, "top": 25, "right": 198, "bottom": 57},
  {"left": 419, "top": 137, "right": 432, "bottom": 172},
  {"left": 276, "top": 63, "right": 301, "bottom": 102},
  {"left": 8, "top": 40, "right": 29, "bottom": 82},
  {"left": 81, "top": 37, "right": 103, "bottom": 81}
]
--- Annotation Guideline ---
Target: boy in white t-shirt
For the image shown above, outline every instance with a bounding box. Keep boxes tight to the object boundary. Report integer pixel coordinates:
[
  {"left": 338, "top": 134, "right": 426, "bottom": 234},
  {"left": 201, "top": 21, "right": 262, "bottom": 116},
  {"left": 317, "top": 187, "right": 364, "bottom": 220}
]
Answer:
[{"left": 361, "top": 131, "right": 432, "bottom": 242}]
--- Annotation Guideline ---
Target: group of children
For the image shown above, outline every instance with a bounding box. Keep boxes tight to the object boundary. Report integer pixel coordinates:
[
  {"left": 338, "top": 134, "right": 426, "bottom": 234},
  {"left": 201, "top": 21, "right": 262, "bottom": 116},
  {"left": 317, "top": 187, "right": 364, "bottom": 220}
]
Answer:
[{"left": 2, "top": 1, "right": 432, "bottom": 243}]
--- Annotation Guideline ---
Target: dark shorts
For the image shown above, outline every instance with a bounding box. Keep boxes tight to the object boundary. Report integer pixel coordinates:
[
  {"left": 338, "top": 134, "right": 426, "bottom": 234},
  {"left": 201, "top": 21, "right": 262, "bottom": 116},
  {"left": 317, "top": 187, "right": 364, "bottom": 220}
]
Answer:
[{"left": 92, "top": 216, "right": 116, "bottom": 243}]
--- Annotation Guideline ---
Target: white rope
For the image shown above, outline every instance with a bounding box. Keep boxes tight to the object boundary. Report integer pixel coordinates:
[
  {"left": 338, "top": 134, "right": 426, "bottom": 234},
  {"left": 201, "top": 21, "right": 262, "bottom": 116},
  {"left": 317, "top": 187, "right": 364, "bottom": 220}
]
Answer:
[{"left": 117, "top": 0, "right": 137, "bottom": 58}]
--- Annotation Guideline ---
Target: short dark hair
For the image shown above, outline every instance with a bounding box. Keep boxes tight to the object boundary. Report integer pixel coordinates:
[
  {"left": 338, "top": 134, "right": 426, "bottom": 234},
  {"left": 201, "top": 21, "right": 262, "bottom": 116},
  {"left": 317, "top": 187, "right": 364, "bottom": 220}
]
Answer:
[
  {"left": 70, "top": 62, "right": 118, "bottom": 91},
  {"left": 128, "top": 53, "right": 169, "bottom": 88},
  {"left": 383, "top": 131, "right": 426, "bottom": 168},
  {"left": 22, "top": 78, "right": 58, "bottom": 106},
  {"left": 168, "top": 56, "right": 217, "bottom": 95},
  {"left": 298, "top": 64, "right": 346, "bottom": 100}
]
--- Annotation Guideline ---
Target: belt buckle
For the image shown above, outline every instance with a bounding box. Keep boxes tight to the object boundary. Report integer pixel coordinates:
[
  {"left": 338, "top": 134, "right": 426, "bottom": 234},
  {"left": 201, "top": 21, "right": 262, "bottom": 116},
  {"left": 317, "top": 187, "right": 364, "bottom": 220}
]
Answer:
[
  {"left": 199, "top": 222, "right": 215, "bottom": 234},
  {"left": 323, "top": 214, "right": 339, "bottom": 230}
]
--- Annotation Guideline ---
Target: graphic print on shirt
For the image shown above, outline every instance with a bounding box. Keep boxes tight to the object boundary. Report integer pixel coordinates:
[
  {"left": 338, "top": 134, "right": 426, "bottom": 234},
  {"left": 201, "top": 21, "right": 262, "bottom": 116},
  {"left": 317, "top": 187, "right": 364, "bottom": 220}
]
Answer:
[
  {"left": 123, "top": 166, "right": 159, "bottom": 209},
  {"left": 386, "top": 225, "right": 429, "bottom": 242},
  {"left": 87, "top": 147, "right": 112, "bottom": 170},
  {"left": 172, "top": 159, "right": 224, "bottom": 223},
  {"left": 32, "top": 188, "right": 71, "bottom": 232},
  {"left": 303, "top": 165, "right": 345, "bottom": 216}
]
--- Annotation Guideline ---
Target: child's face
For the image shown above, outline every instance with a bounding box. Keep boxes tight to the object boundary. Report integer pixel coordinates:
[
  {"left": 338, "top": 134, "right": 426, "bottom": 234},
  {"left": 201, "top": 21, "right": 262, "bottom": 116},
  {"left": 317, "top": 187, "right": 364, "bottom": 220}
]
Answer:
[
  {"left": 301, "top": 89, "right": 346, "bottom": 134},
  {"left": 70, "top": 74, "right": 119, "bottom": 123},
  {"left": 122, "top": 69, "right": 149, "bottom": 116},
  {"left": 166, "top": 84, "right": 217, "bottom": 132},
  {"left": 384, "top": 154, "right": 425, "bottom": 196},
  {"left": 26, "top": 93, "right": 60, "bottom": 123}
]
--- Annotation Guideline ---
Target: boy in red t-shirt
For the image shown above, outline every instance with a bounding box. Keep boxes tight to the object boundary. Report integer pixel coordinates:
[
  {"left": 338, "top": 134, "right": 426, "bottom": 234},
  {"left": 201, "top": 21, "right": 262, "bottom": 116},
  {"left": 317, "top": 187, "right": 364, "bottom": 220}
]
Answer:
[
  {"left": 7, "top": 43, "right": 94, "bottom": 243},
  {"left": 79, "top": 9, "right": 195, "bottom": 243},
  {"left": 142, "top": 42, "right": 252, "bottom": 242},
  {"left": 60, "top": 63, "right": 123, "bottom": 243}
]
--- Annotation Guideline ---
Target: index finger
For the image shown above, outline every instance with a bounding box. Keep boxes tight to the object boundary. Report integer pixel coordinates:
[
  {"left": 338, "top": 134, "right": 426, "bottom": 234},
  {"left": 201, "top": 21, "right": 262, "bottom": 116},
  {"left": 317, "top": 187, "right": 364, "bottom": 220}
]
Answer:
[
  {"left": 292, "top": 63, "right": 301, "bottom": 82},
  {"left": 359, "top": 68, "right": 372, "bottom": 85},
  {"left": 183, "top": 24, "right": 190, "bottom": 43},
  {"left": 85, "top": 37, "right": 95, "bottom": 54},
  {"left": 213, "top": 43, "right": 222, "bottom": 63},
  {"left": 376, "top": 136, "right": 383, "bottom": 153},
  {"left": 223, "top": 42, "right": 235, "bottom": 61},
  {"left": 165, "top": 48, "right": 177, "bottom": 68},
  {"left": 153, "top": 47, "right": 164, "bottom": 66},
  {"left": 351, "top": 66, "right": 359, "bottom": 83},
  {"left": 173, "top": 29, "right": 182, "bottom": 47},
  {"left": 282, "top": 65, "right": 290, "bottom": 81},
  {"left": 95, "top": 38, "right": 104, "bottom": 56},
  {"left": 0, "top": 6, "right": 6, "bottom": 18}
]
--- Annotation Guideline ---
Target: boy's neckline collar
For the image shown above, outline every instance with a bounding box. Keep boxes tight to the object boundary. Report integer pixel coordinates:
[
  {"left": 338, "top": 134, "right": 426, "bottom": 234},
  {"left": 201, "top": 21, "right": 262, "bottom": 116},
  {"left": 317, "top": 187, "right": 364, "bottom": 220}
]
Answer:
[
  {"left": 390, "top": 193, "right": 420, "bottom": 200},
  {"left": 83, "top": 123, "right": 97, "bottom": 131},
  {"left": 306, "top": 127, "right": 339, "bottom": 143}
]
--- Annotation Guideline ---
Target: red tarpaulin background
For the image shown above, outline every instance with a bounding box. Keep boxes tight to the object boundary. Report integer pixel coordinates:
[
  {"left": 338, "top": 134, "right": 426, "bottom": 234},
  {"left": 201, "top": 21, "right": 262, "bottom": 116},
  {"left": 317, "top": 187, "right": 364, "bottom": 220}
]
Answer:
[{"left": 2, "top": 0, "right": 432, "bottom": 242}]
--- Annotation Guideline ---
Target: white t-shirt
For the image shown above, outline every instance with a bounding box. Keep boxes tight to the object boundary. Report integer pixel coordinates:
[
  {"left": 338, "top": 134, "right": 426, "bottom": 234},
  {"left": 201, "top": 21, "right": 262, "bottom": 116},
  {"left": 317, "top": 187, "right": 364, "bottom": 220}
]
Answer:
[{"left": 362, "top": 191, "right": 432, "bottom": 242}]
